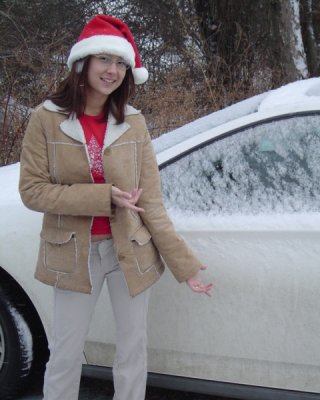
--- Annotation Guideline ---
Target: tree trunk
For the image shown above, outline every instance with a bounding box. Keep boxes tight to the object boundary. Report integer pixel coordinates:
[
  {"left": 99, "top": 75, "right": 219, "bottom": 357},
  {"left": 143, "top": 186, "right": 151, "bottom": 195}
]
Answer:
[
  {"left": 193, "top": 0, "right": 310, "bottom": 90},
  {"left": 277, "top": 0, "right": 308, "bottom": 80},
  {"left": 300, "top": 0, "right": 319, "bottom": 76}
]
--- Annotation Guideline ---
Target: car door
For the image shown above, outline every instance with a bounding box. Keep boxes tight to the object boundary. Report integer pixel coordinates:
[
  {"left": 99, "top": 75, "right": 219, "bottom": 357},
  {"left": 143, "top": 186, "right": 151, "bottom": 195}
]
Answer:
[
  {"left": 145, "top": 112, "right": 320, "bottom": 393},
  {"left": 85, "top": 111, "right": 320, "bottom": 394}
]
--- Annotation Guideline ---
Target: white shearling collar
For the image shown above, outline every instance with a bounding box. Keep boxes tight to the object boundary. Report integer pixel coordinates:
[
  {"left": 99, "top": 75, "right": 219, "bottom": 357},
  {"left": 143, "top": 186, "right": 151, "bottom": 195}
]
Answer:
[
  {"left": 42, "top": 99, "right": 140, "bottom": 116},
  {"left": 42, "top": 100, "right": 141, "bottom": 150}
]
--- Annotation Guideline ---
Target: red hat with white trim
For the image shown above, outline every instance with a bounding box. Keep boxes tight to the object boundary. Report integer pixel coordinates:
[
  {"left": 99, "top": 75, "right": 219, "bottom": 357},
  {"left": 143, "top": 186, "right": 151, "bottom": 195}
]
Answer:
[{"left": 67, "top": 14, "right": 148, "bottom": 85}]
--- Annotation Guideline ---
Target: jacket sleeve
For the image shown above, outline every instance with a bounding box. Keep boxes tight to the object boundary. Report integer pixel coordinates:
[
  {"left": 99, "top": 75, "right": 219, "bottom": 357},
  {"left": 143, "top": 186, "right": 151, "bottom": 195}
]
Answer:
[
  {"left": 19, "top": 109, "right": 113, "bottom": 217},
  {"left": 138, "top": 124, "right": 202, "bottom": 282}
]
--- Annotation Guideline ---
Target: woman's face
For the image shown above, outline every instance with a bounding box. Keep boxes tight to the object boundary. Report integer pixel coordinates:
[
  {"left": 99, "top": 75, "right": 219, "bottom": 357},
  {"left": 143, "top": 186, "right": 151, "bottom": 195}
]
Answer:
[{"left": 86, "top": 54, "right": 128, "bottom": 101}]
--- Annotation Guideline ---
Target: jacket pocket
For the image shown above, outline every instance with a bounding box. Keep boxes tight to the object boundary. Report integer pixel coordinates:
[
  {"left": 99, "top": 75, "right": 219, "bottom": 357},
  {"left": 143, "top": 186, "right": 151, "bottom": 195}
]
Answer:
[
  {"left": 40, "top": 228, "right": 77, "bottom": 273},
  {"left": 130, "top": 225, "right": 159, "bottom": 274}
]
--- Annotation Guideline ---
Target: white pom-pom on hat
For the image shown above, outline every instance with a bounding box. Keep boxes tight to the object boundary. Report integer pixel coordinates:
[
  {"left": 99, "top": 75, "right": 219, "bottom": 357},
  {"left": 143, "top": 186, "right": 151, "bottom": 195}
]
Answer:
[{"left": 67, "top": 14, "right": 148, "bottom": 85}]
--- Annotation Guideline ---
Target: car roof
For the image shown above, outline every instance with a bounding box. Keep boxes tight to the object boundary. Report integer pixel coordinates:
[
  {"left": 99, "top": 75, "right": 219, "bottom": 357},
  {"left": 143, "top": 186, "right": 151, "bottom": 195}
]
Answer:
[{"left": 155, "top": 77, "right": 320, "bottom": 167}]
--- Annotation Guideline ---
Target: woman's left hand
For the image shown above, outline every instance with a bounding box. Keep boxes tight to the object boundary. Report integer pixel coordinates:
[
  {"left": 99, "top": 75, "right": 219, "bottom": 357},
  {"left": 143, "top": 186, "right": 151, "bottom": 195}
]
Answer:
[
  {"left": 186, "top": 266, "right": 213, "bottom": 297},
  {"left": 111, "top": 186, "right": 145, "bottom": 213}
]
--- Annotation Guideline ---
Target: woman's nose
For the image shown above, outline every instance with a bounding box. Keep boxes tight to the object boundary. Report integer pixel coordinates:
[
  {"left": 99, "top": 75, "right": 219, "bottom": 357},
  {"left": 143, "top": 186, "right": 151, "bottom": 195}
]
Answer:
[{"left": 106, "top": 61, "right": 118, "bottom": 73}]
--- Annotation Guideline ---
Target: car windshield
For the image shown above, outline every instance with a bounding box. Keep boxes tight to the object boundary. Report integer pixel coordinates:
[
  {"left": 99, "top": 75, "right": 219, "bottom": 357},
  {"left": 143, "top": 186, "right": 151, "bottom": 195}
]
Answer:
[{"left": 160, "top": 114, "right": 320, "bottom": 216}]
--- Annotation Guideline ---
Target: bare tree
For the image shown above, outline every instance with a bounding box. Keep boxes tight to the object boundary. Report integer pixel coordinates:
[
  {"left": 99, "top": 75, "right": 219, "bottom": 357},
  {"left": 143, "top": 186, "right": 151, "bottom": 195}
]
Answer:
[
  {"left": 301, "top": 0, "right": 320, "bottom": 76},
  {"left": 1, "top": 0, "right": 320, "bottom": 166},
  {"left": 278, "top": 0, "right": 308, "bottom": 80},
  {"left": 192, "top": 0, "right": 319, "bottom": 90}
]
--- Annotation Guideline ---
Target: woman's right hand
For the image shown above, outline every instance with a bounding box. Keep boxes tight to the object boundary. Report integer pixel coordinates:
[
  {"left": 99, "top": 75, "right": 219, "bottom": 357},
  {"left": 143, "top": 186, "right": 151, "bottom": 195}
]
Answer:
[
  {"left": 111, "top": 186, "right": 145, "bottom": 213},
  {"left": 186, "top": 266, "right": 213, "bottom": 297}
]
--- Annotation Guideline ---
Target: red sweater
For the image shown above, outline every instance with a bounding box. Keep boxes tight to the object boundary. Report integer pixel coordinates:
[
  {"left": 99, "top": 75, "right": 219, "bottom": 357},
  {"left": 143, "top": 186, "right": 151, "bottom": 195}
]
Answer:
[{"left": 80, "top": 113, "right": 111, "bottom": 236}]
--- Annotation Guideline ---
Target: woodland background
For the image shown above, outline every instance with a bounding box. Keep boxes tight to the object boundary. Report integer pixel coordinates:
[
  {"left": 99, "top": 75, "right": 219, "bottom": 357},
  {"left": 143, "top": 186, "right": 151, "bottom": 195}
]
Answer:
[{"left": 1, "top": 0, "right": 320, "bottom": 166}]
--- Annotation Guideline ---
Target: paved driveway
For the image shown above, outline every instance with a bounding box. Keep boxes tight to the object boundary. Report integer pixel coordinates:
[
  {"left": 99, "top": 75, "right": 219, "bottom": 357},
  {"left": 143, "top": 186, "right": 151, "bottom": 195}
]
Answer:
[
  {"left": 18, "top": 376, "right": 113, "bottom": 400},
  {"left": 18, "top": 376, "right": 225, "bottom": 400}
]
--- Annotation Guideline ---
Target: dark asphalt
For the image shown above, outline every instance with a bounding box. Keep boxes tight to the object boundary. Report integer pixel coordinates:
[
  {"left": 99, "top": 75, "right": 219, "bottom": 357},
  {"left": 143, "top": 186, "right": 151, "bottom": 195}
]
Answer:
[{"left": 18, "top": 376, "right": 231, "bottom": 400}]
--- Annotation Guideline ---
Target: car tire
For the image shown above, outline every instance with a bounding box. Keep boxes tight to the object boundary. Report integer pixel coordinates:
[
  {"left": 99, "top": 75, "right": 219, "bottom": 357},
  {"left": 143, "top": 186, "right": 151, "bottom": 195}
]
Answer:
[{"left": 0, "top": 289, "right": 33, "bottom": 399}]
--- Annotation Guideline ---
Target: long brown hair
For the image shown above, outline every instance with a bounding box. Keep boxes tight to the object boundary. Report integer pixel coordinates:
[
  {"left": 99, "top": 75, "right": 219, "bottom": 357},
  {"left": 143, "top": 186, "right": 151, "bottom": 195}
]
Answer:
[{"left": 48, "top": 56, "right": 135, "bottom": 123}]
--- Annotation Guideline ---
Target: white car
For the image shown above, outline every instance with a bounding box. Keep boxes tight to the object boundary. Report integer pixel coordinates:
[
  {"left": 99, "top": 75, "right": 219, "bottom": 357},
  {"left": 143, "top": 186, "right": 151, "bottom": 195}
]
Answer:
[{"left": 1, "top": 78, "right": 320, "bottom": 400}]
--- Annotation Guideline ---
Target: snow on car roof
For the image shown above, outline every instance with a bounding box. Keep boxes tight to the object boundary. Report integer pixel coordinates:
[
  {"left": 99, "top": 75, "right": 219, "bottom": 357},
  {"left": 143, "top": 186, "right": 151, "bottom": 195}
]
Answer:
[
  {"left": 153, "top": 77, "right": 320, "bottom": 154},
  {"left": 258, "top": 77, "right": 320, "bottom": 112}
]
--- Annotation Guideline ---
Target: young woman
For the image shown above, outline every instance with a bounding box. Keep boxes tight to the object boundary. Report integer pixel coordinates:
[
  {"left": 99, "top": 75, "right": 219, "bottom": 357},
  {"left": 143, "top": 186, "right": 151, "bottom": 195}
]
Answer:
[{"left": 19, "top": 14, "right": 212, "bottom": 400}]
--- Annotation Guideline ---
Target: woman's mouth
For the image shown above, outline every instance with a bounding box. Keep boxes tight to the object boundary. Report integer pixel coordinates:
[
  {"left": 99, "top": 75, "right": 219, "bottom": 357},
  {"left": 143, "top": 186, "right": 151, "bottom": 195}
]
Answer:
[{"left": 101, "top": 77, "right": 115, "bottom": 84}]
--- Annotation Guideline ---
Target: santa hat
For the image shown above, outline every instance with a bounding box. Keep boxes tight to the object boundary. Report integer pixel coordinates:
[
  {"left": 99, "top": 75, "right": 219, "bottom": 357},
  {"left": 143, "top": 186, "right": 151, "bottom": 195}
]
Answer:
[{"left": 67, "top": 15, "right": 148, "bottom": 85}]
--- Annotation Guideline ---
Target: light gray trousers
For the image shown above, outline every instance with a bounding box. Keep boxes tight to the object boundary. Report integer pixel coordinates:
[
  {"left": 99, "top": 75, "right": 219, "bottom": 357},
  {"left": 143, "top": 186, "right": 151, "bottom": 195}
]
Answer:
[{"left": 43, "top": 239, "right": 150, "bottom": 400}]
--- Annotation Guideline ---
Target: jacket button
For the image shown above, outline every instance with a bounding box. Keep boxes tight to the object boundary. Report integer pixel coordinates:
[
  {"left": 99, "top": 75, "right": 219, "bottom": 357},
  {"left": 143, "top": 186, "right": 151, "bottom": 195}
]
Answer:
[
  {"left": 105, "top": 149, "right": 111, "bottom": 156},
  {"left": 118, "top": 254, "right": 125, "bottom": 261}
]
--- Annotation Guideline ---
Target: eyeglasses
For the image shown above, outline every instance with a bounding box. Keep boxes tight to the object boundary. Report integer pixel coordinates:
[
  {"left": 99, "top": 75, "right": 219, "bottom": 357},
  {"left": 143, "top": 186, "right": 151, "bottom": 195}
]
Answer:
[{"left": 93, "top": 55, "right": 131, "bottom": 71}]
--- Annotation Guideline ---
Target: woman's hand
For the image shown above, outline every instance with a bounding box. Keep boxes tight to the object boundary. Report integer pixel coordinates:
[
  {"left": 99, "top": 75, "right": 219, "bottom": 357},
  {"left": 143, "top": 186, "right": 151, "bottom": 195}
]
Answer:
[
  {"left": 186, "top": 266, "right": 213, "bottom": 297},
  {"left": 111, "top": 186, "right": 145, "bottom": 212}
]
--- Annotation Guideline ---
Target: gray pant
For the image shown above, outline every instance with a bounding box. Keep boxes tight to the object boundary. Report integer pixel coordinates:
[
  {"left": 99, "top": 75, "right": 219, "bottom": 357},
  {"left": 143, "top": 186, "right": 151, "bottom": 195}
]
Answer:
[{"left": 43, "top": 239, "right": 150, "bottom": 400}]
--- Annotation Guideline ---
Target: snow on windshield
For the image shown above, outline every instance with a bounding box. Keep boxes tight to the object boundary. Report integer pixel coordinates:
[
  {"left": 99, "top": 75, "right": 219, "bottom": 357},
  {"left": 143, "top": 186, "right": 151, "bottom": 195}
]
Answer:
[{"left": 160, "top": 114, "right": 320, "bottom": 218}]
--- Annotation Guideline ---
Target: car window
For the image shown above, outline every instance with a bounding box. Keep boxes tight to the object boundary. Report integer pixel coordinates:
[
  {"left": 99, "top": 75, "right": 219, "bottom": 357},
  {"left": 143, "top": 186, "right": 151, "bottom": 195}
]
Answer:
[{"left": 160, "top": 114, "right": 320, "bottom": 215}]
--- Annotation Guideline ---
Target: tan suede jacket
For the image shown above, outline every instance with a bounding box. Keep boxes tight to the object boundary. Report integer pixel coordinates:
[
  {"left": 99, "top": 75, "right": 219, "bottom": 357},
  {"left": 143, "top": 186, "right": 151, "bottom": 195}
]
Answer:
[{"left": 19, "top": 100, "right": 201, "bottom": 296}]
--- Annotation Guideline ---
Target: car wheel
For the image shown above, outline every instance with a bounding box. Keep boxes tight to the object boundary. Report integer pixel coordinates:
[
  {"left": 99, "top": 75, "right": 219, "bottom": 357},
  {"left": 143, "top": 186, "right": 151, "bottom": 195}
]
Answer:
[{"left": 0, "top": 289, "right": 33, "bottom": 399}]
